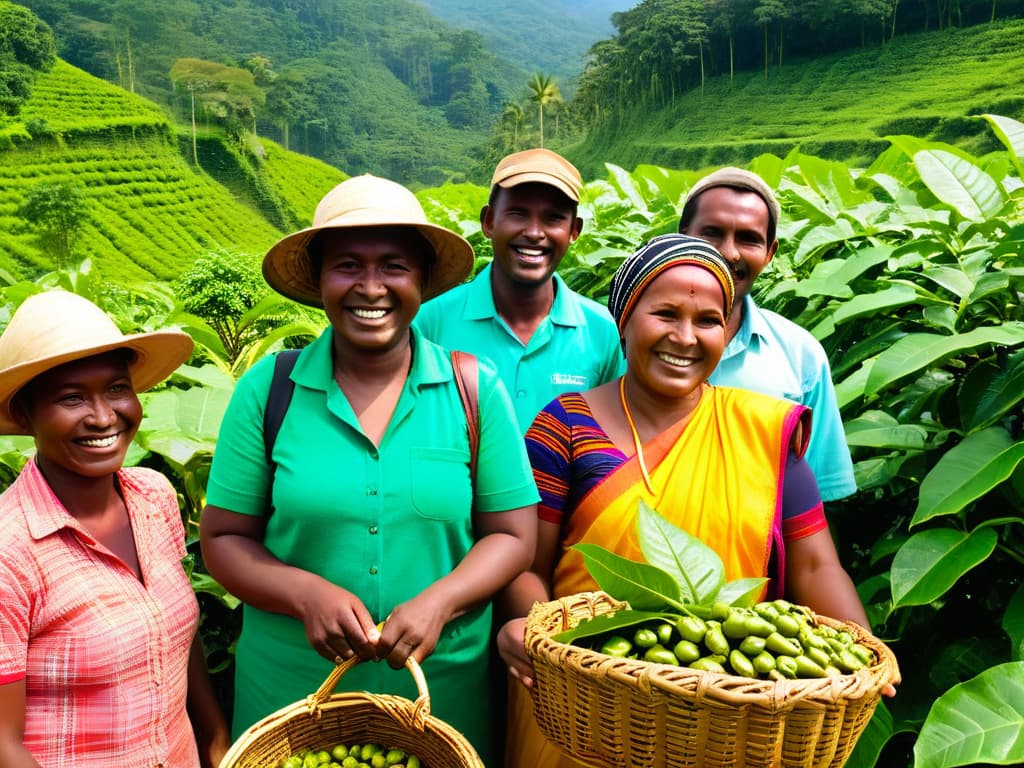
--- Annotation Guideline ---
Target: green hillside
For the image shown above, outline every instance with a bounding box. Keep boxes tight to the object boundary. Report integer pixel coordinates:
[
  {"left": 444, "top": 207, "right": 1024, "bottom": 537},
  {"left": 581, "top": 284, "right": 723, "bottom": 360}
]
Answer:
[
  {"left": 566, "top": 20, "right": 1024, "bottom": 177},
  {"left": 0, "top": 59, "right": 345, "bottom": 282}
]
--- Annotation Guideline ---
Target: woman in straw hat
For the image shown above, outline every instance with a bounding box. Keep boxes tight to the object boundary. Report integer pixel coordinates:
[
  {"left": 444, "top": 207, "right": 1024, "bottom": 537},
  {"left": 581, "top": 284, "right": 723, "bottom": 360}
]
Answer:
[
  {"left": 200, "top": 174, "right": 538, "bottom": 763},
  {"left": 0, "top": 290, "right": 229, "bottom": 768},
  {"left": 496, "top": 234, "right": 876, "bottom": 767}
]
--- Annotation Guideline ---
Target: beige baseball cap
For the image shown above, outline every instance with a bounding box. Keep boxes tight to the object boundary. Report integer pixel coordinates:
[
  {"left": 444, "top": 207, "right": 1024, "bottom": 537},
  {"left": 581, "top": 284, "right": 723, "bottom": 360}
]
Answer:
[{"left": 490, "top": 148, "right": 583, "bottom": 203}]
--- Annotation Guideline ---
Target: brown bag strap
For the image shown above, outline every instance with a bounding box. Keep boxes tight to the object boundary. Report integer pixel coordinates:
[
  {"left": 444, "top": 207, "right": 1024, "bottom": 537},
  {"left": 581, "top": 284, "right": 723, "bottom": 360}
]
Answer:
[{"left": 450, "top": 350, "right": 479, "bottom": 482}]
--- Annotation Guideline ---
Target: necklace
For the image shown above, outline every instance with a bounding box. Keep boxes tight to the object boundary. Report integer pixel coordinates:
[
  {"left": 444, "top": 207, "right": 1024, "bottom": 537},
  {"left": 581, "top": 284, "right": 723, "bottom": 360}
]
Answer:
[{"left": 619, "top": 377, "right": 656, "bottom": 496}]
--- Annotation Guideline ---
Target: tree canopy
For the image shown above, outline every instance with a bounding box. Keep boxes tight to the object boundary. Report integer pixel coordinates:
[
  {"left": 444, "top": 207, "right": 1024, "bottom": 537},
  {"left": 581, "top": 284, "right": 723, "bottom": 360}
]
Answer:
[{"left": 0, "top": 1, "right": 56, "bottom": 116}]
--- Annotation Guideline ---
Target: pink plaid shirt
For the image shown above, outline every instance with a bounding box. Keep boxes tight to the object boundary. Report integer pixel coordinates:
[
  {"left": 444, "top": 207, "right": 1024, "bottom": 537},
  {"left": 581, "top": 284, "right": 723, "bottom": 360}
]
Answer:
[{"left": 0, "top": 460, "right": 201, "bottom": 768}]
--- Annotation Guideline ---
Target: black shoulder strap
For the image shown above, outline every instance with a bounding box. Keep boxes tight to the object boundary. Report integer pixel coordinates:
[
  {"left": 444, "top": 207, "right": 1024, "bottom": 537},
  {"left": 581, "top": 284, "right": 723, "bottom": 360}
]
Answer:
[{"left": 264, "top": 349, "right": 301, "bottom": 468}]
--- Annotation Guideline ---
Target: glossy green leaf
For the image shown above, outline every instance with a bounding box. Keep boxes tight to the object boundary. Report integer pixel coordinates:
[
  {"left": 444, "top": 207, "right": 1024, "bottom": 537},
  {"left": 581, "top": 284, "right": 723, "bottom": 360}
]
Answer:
[
  {"left": 845, "top": 411, "right": 928, "bottom": 450},
  {"left": 552, "top": 609, "right": 677, "bottom": 644},
  {"left": 921, "top": 265, "right": 974, "bottom": 301},
  {"left": 959, "top": 351, "right": 1024, "bottom": 431},
  {"left": 637, "top": 498, "right": 724, "bottom": 604},
  {"left": 913, "top": 148, "right": 1005, "bottom": 221},
  {"left": 1004, "top": 584, "right": 1024, "bottom": 663},
  {"left": 980, "top": 114, "right": 1024, "bottom": 177},
  {"left": 922, "top": 306, "right": 958, "bottom": 333},
  {"left": 891, "top": 528, "right": 998, "bottom": 608},
  {"left": 835, "top": 361, "right": 870, "bottom": 409},
  {"left": 811, "top": 285, "right": 918, "bottom": 339},
  {"left": 864, "top": 323, "right": 1024, "bottom": 396},
  {"left": 716, "top": 577, "right": 769, "bottom": 607},
  {"left": 572, "top": 543, "right": 683, "bottom": 612},
  {"left": 914, "top": 427, "right": 1024, "bottom": 525},
  {"left": 914, "top": 662, "right": 1024, "bottom": 768}
]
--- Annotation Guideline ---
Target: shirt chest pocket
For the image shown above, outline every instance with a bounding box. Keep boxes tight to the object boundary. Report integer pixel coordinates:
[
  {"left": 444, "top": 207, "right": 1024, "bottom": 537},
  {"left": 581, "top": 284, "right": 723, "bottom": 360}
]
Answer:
[{"left": 408, "top": 447, "right": 472, "bottom": 521}]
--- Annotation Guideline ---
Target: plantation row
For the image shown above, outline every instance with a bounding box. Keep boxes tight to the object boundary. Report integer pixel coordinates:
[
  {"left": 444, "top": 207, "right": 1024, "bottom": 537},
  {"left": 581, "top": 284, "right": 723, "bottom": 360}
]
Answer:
[{"left": 17, "top": 61, "right": 167, "bottom": 132}]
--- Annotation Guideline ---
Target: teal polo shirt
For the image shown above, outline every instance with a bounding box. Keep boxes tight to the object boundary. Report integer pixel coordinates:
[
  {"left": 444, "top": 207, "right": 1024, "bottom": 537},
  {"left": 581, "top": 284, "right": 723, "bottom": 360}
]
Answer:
[
  {"left": 415, "top": 263, "right": 625, "bottom": 433},
  {"left": 709, "top": 295, "right": 857, "bottom": 502},
  {"left": 205, "top": 327, "right": 538, "bottom": 762}
]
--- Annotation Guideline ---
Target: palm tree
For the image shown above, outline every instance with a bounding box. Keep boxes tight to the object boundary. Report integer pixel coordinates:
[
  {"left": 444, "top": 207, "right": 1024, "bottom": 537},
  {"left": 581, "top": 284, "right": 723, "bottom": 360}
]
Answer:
[
  {"left": 527, "top": 73, "right": 561, "bottom": 148},
  {"left": 500, "top": 102, "right": 525, "bottom": 152}
]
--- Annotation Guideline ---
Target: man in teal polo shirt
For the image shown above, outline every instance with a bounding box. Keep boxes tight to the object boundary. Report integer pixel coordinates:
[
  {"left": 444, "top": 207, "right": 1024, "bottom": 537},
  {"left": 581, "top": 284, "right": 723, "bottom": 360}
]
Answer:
[
  {"left": 416, "top": 148, "right": 624, "bottom": 433},
  {"left": 678, "top": 167, "right": 857, "bottom": 503}
]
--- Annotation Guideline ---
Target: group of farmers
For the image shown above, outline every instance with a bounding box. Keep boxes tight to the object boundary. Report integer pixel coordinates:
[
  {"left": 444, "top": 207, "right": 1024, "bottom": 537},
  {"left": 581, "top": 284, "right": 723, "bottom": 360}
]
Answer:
[{"left": 0, "top": 146, "right": 878, "bottom": 768}]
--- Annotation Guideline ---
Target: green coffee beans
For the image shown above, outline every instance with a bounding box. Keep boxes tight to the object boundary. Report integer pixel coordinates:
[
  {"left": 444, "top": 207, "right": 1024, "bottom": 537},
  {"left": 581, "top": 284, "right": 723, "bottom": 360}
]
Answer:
[
  {"left": 277, "top": 743, "right": 423, "bottom": 768},
  {"left": 578, "top": 599, "right": 876, "bottom": 681}
]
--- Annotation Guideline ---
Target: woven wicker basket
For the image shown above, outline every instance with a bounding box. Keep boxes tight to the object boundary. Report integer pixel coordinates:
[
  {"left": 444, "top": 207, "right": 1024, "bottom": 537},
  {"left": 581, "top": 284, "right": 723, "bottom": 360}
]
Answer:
[
  {"left": 525, "top": 591, "right": 900, "bottom": 768},
  {"left": 218, "top": 656, "right": 484, "bottom": 768}
]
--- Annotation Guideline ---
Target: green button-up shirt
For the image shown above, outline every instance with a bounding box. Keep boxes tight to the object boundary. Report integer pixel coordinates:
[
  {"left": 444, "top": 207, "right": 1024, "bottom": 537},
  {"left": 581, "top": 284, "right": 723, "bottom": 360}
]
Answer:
[{"left": 206, "top": 327, "right": 538, "bottom": 762}]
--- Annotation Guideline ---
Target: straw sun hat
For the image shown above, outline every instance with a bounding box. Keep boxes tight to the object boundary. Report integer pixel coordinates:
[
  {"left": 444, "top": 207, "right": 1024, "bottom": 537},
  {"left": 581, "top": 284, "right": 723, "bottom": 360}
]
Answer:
[
  {"left": 0, "top": 291, "right": 195, "bottom": 435},
  {"left": 262, "top": 174, "right": 475, "bottom": 307}
]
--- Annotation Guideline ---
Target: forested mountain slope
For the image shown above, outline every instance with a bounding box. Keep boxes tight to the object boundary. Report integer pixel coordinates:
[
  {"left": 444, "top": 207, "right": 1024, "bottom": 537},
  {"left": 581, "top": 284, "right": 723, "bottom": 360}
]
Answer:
[
  {"left": 419, "top": 0, "right": 632, "bottom": 82},
  {"left": 20, "top": 0, "right": 526, "bottom": 184}
]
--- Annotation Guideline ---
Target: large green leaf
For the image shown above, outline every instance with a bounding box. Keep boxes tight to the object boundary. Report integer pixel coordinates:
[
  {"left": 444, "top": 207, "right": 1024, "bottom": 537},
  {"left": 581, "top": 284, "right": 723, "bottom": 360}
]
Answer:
[
  {"left": 811, "top": 285, "right": 919, "bottom": 339},
  {"left": 864, "top": 324, "right": 1024, "bottom": 396},
  {"left": 716, "top": 577, "right": 769, "bottom": 607},
  {"left": 844, "top": 410, "right": 928, "bottom": 450},
  {"left": 792, "top": 219, "right": 858, "bottom": 265},
  {"left": 912, "top": 148, "right": 1005, "bottom": 221},
  {"left": 921, "top": 265, "right": 974, "bottom": 302},
  {"left": 571, "top": 543, "right": 684, "bottom": 612},
  {"left": 636, "top": 498, "right": 724, "bottom": 604},
  {"left": 979, "top": 114, "right": 1024, "bottom": 178},
  {"left": 913, "top": 427, "right": 1024, "bottom": 526},
  {"left": 890, "top": 527, "right": 998, "bottom": 608},
  {"left": 835, "top": 361, "right": 871, "bottom": 409},
  {"left": 959, "top": 351, "right": 1024, "bottom": 431},
  {"left": 914, "top": 662, "right": 1024, "bottom": 768},
  {"left": 552, "top": 609, "right": 678, "bottom": 644}
]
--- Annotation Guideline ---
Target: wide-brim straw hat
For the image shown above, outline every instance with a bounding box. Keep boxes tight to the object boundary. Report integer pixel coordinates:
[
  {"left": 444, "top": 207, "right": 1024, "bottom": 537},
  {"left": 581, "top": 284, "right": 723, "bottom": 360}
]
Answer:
[
  {"left": 0, "top": 290, "right": 195, "bottom": 435},
  {"left": 262, "top": 174, "right": 474, "bottom": 307}
]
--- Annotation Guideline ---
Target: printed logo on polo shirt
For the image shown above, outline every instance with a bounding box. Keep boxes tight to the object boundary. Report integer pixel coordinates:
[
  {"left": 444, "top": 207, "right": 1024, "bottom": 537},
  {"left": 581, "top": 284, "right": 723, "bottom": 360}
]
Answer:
[{"left": 551, "top": 373, "right": 588, "bottom": 387}]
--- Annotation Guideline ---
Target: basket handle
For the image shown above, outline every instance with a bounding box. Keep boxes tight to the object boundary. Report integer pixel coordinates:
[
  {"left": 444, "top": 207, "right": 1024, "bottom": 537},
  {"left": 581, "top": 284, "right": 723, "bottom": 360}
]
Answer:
[{"left": 306, "top": 640, "right": 432, "bottom": 727}]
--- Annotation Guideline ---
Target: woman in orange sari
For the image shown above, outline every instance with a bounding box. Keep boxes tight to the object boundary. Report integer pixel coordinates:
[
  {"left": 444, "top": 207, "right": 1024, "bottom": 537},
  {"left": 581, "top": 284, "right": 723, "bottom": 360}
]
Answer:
[{"left": 497, "top": 234, "right": 871, "bottom": 767}]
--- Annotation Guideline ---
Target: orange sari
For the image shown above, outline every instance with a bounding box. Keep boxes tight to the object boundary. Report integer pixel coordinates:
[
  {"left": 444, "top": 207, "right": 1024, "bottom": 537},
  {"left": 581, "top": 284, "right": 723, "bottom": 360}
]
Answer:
[{"left": 506, "top": 386, "right": 808, "bottom": 768}]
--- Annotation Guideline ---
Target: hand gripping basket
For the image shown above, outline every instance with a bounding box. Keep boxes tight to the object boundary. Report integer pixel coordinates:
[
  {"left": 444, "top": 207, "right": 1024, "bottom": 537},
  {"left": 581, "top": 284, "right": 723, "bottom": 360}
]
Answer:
[
  {"left": 218, "top": 656, "right": 484, "bottom": 768},
  {"left": 525, "top": 591, "right": 900, "bottom": 768}
]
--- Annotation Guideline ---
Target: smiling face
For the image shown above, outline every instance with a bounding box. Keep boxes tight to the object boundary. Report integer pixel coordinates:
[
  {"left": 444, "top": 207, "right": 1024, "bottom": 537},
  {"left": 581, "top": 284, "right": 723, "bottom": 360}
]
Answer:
[
  {"left": 679, "top": 186, "right": 778, "bottom": 310},
  {"left": 621, "top": 264, "right": 728, "bottom": 405},
  {"left": 16, "top": 350, "right": 141, "bottom": 483},
  {"left": 316, "top": 226, "right": 429, "bottom": 356},
  {"left": 481, "top": 182, "right": 583, "bottom": 288}
]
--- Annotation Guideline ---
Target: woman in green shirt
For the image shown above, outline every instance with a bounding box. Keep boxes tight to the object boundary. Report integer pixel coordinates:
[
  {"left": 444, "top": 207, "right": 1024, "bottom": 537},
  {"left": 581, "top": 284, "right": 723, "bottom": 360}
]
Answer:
[{"left": 200, "top": 175, "right": 539, "bottom": 764}]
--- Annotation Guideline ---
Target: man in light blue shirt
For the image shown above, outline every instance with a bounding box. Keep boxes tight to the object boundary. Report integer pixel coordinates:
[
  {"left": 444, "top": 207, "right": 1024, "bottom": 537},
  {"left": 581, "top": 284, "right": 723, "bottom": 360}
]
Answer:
[
  {"left": 417, "top": 149, "right": 624, "bottom": 433},
  {"left": 679, "top": 168, "right": 856, "bottom": 502}
]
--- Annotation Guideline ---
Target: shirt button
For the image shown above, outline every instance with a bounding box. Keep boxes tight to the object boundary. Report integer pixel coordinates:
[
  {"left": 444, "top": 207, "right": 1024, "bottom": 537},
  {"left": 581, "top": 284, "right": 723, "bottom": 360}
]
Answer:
[
  {"left": 369, "top": 525, "right": 378, "bottom": 534},
  {"left": 517, "top": 390, "right": 526, "bottom": 398},
  {"left": 366, "top": 487, "right": 378, "bottom": 496},
  {"left": 369, "top": 566, "right": 378, "bottom": 575}
]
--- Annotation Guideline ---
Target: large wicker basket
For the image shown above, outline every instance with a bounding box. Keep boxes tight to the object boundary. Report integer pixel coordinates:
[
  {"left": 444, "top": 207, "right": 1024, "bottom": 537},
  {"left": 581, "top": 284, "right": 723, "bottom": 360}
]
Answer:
[
  {"left": 218, "top": 656, "right": 484, "bottom": 768},
  {"left": 525, "top": 591, "right": 900, "bottom": 768}
]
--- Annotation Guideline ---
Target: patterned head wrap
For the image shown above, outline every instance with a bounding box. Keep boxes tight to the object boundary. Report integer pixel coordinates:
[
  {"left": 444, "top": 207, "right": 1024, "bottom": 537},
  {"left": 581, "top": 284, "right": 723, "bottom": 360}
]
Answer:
[{"left": 607, "top": 234, "right": 735, "bottom": 330}]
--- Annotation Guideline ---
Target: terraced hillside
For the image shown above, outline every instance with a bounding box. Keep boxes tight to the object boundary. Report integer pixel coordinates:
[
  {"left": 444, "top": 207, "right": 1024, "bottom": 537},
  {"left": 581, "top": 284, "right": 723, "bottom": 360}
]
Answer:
[
  {"left": 0, "top": 60, "right": 346, "bottom": 283},
  {"left": 570, "top": 19, "right": 1024, "bottom": 176}
]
